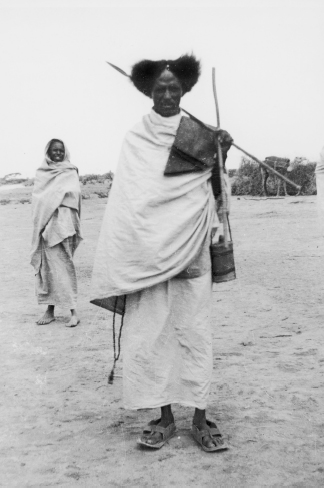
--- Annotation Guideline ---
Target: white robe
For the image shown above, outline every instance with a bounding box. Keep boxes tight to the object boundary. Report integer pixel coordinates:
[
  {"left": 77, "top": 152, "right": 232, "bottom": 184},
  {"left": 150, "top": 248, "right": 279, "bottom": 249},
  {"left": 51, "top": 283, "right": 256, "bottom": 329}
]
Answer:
[
  {"left": 91, "top": 110, "right": 218, "bottom": 409},
  {"left": 31, "top": 141, "right": 82, "bottom": 308},
  {"left": 91, "top": 110, "right": 217, "bottom": 299}
]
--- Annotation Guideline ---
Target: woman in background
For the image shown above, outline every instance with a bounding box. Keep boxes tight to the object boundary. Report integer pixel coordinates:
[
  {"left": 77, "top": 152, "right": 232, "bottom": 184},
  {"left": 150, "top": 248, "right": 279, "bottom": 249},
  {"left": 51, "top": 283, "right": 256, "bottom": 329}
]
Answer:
[{"left": 31, "top": 139, "right": 82, "bottom": 327}]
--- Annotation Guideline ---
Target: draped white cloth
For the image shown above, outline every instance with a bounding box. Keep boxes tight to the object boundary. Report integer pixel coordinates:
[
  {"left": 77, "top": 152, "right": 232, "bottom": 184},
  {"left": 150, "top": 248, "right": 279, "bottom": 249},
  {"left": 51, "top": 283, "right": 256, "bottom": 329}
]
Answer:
[
  {"left": 91, "top": 110, "right": 220, "bottom": 410},
  {"left": 91, "top": 110, "right": 217, "bottom": 300},
  {"left": 31, "top": 140, "right": 82, "bottom": 273},
  {"left": 123, "top": 271, "right": 213, "bottom": 410},
  {"left": 31, "top": 140, "right": 82, "bottom": 307}
]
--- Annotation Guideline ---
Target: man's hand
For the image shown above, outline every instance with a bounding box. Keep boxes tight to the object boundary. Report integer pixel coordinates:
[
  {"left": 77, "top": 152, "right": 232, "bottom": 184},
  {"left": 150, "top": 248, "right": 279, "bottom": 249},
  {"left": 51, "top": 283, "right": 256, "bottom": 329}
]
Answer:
[{"left": 214, "top": 129, "right": 233, "bottom": 149}]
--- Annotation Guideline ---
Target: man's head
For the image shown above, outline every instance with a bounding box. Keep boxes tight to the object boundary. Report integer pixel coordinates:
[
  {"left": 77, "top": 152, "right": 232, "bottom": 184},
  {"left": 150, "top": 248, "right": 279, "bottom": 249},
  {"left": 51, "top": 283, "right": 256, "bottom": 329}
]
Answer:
[
  {"left": 151, "top": 69, "right": 182, "bottom": 117},
  {"left": 130, "top": 54, "right": 200, "bottom": 116}
]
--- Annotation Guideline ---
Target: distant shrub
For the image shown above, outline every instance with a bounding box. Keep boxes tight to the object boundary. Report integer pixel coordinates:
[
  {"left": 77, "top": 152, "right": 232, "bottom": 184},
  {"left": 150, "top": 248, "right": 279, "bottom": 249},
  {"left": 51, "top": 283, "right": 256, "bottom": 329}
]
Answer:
[
  {"left": 287, "top": 162, "right": 316, "bottom": 195},
  {"left": 80, "top": 172, "right": 114, "bottom": 185},
  {"left": 19, "top": 198, "right": 31, "bottom": 204},
  {"left": 0, "top": 198, "right": 10, "bottom": 205},
  {"left": 94, "top": 190, "right": 109, "bottom": 198},
  {"left": 228, "top": 169, "right": 237, "bottom": 178},
  {"left": 231, "top": 158, "right": 262, "bottom": 195},
  {"left": 231, "top": 157, "right": 316, "bottom": 196},
  {"left": 81, "top": 193, "right": 91, "bottom": 200},
  {"left": 24, "top": 179, "right": 35, "bottom": 187}
]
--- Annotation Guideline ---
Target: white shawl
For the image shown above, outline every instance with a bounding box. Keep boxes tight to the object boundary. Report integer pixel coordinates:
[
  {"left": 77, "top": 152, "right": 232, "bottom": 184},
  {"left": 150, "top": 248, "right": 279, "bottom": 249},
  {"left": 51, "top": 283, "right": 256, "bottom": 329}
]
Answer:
[
  {"left": 91, "top": 110, "right": 217, "bottom": 300},
  {"left": 31, "top": 140, "right": 82, "bottom": 273}
]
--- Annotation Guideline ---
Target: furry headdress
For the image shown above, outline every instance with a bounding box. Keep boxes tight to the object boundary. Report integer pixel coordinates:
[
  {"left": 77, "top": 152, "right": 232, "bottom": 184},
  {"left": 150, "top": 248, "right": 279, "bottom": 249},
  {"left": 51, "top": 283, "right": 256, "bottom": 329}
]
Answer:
[{"left": 130, "top": 54, "right": 201, "bottom": 97}]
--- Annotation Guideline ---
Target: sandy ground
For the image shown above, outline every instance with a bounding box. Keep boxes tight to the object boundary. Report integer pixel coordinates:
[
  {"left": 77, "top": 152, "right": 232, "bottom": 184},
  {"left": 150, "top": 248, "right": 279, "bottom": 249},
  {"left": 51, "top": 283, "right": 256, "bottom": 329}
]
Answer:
[
  {"left": 0, "top": 184, "right": 25, "bottom": 192},
  {"left": 1, "top": 191, "right": 324, "bottom": 487}
]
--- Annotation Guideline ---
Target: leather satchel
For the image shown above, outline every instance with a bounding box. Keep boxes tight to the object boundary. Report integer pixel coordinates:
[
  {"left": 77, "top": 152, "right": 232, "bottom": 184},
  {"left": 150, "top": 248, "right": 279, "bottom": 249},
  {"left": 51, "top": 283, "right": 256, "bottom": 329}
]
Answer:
[{"left": 164, "top": 116, "right": 217, "bottom": 176}]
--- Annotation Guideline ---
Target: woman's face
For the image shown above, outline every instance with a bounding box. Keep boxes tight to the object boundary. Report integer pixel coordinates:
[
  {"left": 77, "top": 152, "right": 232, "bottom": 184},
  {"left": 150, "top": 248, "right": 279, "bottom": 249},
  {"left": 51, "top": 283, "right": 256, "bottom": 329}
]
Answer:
[
  {"left": 48, "top": 141, "right": 65, "bottom": 163},
  {"left": 151, "top": 69, "right": 182, "bottom": 117}
]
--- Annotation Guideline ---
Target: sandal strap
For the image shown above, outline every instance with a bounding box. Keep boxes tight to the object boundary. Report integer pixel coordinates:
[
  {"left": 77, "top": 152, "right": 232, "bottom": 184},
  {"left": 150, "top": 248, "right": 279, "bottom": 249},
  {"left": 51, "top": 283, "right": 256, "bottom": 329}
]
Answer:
[
  {"left": 142, "top": 420, "right": 175, "bottom": 439},
  {"left": 206, "top": 419, "right": 222, "bottom": 438},
  {"left": 193, "top": 422, "right": 223, "bottom": 440},
  {"left": 142, "top": 418, "right": 161, "bottom": 434},
  {"left": 209, "top": 427, "right": 222, "bottom": 437},
  {"left": 192, "top": 425, "right": 210, "bottom": 440},
  {"left": 150, "top": 423, "right": 174, "bottom": 438}
]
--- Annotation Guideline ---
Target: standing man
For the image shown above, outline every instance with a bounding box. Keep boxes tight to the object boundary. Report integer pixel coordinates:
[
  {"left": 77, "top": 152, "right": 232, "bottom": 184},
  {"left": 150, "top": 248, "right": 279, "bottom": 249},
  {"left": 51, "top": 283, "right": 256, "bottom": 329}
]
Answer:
[{"left": 91, "top": 55, "right": 232, "bottom": 451}]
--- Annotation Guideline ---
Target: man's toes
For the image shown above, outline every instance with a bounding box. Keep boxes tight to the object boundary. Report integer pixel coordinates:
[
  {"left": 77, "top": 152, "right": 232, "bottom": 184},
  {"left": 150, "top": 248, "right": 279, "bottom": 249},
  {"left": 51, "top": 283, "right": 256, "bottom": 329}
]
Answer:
[
  {"left": 202, "top": 436, "right": 214, "bottom": 448},
  {"left": 142, "top": 433, "right": 161, "bottom": 445}
]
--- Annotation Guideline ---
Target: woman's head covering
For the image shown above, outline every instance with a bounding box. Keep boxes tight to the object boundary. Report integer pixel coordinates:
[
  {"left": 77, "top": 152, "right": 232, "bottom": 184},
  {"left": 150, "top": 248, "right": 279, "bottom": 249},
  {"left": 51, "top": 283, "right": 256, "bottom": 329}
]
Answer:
[
  {"left": 44, "top": 138, "right": 71, "bottom": 165},
  {"left": 130, "top": 54, "right": 201, "bottom": 98}
]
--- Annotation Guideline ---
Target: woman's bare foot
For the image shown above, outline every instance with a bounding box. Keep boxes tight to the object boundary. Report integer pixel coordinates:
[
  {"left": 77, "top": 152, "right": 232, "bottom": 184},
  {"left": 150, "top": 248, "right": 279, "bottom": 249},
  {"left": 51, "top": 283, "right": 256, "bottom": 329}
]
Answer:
[
  {"left": 65, "top": 309, "right": 80, "bottom": 328},
  {"left": 37, "top": 306, "right": 55, "bottom": 325}
]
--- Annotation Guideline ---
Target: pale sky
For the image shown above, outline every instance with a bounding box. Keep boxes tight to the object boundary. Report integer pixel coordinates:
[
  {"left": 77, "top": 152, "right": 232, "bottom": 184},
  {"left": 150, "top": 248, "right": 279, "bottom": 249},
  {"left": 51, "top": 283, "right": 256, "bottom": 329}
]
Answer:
[{"left": 1, "top": 0, "right": 323, "bottom": 177}]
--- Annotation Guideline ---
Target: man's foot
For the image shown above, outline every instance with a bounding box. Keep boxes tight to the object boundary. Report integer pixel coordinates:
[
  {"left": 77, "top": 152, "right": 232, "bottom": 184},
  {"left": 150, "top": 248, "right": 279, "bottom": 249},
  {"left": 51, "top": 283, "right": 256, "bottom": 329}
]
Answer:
[
  {"left": 37, "top": 309, "right": 55, "bottom": 325},
  {"left": 65, "top": 316, "right": 80, "bottom": 328},
  {"left": 137, "top": 418, "right": 176, "bottom": 449},
  {"left": 193, "top": 418, "right": 217, "bottom": 449},
  {"left": 192, "top": 418, "right": 227, "bottom": 451},
  {"left": 140, "top": 416, "right": 174, "bottom": 446}
]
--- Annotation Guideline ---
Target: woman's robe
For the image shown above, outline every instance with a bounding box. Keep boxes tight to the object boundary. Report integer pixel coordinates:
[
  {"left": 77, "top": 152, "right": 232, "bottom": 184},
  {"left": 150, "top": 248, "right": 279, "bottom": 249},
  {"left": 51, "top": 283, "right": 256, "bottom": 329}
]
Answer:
[{"left": 31, "top": 142, "right": 82, "bottom": 308}]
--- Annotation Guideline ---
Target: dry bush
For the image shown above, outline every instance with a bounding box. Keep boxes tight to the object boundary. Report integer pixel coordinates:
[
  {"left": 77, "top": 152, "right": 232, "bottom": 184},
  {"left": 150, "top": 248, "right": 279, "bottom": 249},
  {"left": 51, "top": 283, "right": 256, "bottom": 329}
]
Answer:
[
  {"left": 24, "top": 179, "right": 35, "bottom": 187},
  {"left": 0, "top": 198, "right": 10, "bottom": 205},
  {"left": 80, "top": 172, "right": 114, "bottom": 185},
  {"left": 94, "top": 190, "right": 109, "bottom": 198},
  {"left": 19, "top": 198, "right": 31, "bottom": 204},
  {"left": 287, "top": 163, "right": 316, "bottom": 195},
  {"left": 228, "top": 169, "right": 237, "bottom": 178},
  {"left": 231, "top": 157, "right": 316, "bottom": 196},
  {"left": 231, "top": 158, "right": 262, "bottom": 195}
]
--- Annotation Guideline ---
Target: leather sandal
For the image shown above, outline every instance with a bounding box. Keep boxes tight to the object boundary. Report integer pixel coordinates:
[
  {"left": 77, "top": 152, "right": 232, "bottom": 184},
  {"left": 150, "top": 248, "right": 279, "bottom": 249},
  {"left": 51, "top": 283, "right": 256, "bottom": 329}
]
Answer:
[
  {"left": 191, "top": 419, "right": 228, "bottom": 452},
  {"left": 137, "top": 419, "right": 177, "bottom": 449}
]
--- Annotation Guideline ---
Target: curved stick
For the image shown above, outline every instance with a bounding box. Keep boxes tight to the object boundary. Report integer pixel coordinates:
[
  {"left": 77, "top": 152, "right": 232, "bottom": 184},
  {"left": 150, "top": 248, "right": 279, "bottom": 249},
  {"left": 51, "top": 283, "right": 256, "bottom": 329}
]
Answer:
[
  {"left": 212, "top": 68, "right": 220, "bottom": 129},
  {"left": 212, "top": 68, "right": 229, "bottom": 246}
]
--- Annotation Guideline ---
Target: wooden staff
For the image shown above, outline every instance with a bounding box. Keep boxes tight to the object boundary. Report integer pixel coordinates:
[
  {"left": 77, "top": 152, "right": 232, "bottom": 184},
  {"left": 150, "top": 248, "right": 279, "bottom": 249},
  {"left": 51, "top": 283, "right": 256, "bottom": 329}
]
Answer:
[{"left": 212, "top": 68, "right": 229, "bottom": 247}]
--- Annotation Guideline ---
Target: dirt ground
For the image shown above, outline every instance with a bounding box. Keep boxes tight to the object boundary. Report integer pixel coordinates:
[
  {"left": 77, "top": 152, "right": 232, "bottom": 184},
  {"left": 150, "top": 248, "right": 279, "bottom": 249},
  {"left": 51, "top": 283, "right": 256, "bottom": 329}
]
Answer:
[{"left": 1, "top": 189, "right": 324, "bottom": 487}]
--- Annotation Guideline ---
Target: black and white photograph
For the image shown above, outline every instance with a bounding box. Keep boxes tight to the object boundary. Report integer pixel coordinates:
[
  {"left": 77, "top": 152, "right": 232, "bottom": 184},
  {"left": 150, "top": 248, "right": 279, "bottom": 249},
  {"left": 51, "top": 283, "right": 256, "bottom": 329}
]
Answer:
[{"left": 1, "top": 0, "right": 324, "bottom": 486}]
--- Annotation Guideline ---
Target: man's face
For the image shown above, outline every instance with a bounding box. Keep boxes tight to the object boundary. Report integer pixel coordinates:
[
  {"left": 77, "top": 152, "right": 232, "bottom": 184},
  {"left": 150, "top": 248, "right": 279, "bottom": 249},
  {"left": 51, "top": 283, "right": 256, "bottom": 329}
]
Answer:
[
  {"left": 151, "top": 70, "right": 182, "bottom": 117},
  {"left": 48, "top": 141, "right": 65, "bottom": 163}
]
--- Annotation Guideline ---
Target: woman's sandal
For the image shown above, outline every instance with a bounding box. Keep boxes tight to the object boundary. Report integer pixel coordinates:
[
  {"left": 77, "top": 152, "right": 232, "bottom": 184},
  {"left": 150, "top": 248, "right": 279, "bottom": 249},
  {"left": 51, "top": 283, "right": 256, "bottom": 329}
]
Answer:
[
  {"left": 137, "top": 419, "right": 177, "bottom": 449},
  {"left": 191, "top": 419, "right": 228, "bottom": 452}
]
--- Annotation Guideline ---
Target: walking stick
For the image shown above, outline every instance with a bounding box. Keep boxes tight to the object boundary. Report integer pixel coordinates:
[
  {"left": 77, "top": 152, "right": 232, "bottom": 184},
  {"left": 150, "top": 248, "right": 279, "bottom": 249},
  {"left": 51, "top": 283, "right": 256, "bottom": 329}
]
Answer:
[{"left": 212, "top": 67, "right": 229, "bottom": 247}]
